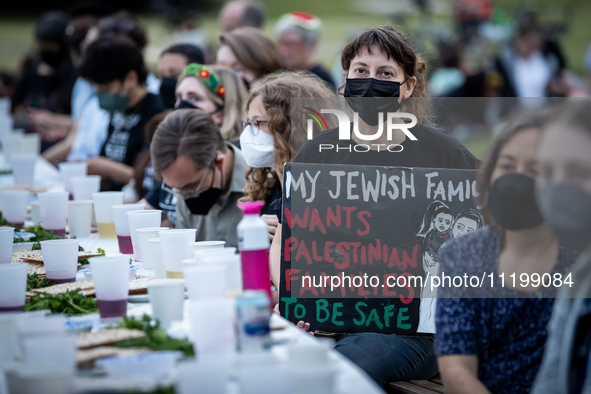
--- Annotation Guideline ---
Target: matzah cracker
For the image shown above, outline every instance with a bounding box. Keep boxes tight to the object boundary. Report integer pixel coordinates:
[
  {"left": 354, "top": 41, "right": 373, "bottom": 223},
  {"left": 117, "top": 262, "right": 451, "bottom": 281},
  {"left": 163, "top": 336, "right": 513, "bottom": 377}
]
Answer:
[
  {"left": 76, "top": 346, "right": 152, "bottom": 368},
  {"left": 128, "top": 278, "right": 185, "bottom": 295},
  {"left": 31, "top": 280, "right": 94, "bottom": 296},
  {"left": 12, "top": 261, "right": 46, "bottom": 276},
  {"left": 13, "top": 250, "right": 104, "bottom": 264},
  {"left": 76, "top": 328, "right": 146, "bottom": 349},
  {"left": 78, "top": 252, "right": 104, "bottom": 259}
]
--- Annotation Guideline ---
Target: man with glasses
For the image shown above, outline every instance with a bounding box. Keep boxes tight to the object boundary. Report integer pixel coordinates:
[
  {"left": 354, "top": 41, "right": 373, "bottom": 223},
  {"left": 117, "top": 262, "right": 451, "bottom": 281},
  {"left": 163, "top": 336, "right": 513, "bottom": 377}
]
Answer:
[{"left": 151, "top": 108, "right": 248, "bottom": 247}]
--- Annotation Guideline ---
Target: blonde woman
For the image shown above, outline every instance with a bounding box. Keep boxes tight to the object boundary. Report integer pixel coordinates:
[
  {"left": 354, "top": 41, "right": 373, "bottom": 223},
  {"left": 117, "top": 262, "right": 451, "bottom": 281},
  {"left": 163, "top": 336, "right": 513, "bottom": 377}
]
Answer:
[{"left": 175, "top": 63, "right": 246, "bottom": 143}]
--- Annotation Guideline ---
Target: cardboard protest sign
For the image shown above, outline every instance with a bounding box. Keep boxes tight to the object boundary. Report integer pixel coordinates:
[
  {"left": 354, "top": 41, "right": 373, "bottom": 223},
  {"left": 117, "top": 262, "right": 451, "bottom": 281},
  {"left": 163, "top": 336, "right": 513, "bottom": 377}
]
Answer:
[{"left": 279, "top": 163, "right": 483, "bottom": 335}]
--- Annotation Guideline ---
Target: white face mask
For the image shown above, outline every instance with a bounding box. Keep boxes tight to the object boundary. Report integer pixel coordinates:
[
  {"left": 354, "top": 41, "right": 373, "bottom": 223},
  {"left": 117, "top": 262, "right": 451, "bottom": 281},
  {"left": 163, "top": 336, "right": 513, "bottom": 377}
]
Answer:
[{"left": 240, "top": 124, "right": 275, "bottom": 168}]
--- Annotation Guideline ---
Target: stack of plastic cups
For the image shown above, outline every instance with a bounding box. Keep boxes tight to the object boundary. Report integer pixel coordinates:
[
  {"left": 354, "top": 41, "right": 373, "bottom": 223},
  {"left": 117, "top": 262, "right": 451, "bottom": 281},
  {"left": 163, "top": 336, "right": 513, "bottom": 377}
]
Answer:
[
  {"left": 158, "top": 229, "right": 196, "bottom": 278},
  {"left": 0, "top": 190, "right": 29, "bottom": 227},
  {"left": 127, "top": 210, "right": 161, "bottom": 263},
  {"left": 41, "top": 239, "right": 79, "bottom": 284},
  {"left": 71, "top": 175, "right": 101, "bottom": 200},
  {"left": 58, "top": 162, "right": 86, "bottom": 199},
  {"left": 136, "top": 227, "right": 168, "bottom": 272},
  {"left": 38, "top": 192, "right": 68, "bottom": 237},
  {"left": 89, "top": 255, "right": 130, "bottom": 319},
  {"left": 92, "top": 192, "right": 124, "bottom": 239},
  {"left": 111, "top": 204, "right": 144, "bottom": 254}
]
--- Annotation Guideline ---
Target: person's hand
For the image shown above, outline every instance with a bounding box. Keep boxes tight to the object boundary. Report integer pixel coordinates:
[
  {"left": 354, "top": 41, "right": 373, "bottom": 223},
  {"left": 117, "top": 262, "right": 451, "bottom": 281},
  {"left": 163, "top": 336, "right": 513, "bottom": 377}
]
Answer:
[
  {"left": 262, "top": 214, "right": 279, "bottom": 242},
  {"left": 296, "top": 321, "right": 313, "bottom": 335}
]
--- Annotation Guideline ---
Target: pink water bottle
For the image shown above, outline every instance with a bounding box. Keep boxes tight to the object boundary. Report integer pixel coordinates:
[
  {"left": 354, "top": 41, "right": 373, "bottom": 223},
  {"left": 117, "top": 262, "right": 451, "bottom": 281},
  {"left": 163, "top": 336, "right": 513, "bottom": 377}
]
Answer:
[{"left": 237, "top": 201, "right": 272, "bottom": 301}]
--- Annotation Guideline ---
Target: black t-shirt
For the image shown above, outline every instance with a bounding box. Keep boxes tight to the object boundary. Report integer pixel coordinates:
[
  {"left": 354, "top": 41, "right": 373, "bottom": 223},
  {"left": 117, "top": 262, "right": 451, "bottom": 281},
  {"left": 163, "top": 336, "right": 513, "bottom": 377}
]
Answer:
[
  {"left": 145, "top": 181, "right": 178, "bottom": 227},
  {"left": 101, "top": 93, "right": 164, "bottom": 190},
  {"left": 293, "top": 124, "right": 479, "bottom": 169},
  {"left": 309, "top": 64, "right": 335, "bottom": 90}
]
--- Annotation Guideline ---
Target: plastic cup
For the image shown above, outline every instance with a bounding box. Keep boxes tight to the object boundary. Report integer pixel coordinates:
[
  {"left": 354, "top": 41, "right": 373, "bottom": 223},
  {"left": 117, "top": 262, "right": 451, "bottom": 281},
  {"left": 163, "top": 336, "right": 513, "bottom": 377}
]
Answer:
[
  {"left": 5, "top": 364, "right": 70, "bottom": 394},
  {"left": 176, "top": 361, "right": 228, "bottom": 394},
  {"left": 193, "top": 248, "right": 237, "bottom": 266},
  {"left": 0, "top": 264, "right": 27, "bottom": 311},
  {"left": 40, "top": 239, "right": 79, "bottom": 284},
  {"left": 92, "top": 192, "right": 124, "bottom": 239},
  {"left": 71, "top": 175, "right": 101, "bottom": 200},
  {"left": 136, "top": 227, "right": 168, "bottom": 270},
  {"left": 0, "top": 190, "right": 29, "bottom": 227},
  {"left": 159, "top": 229, "right": 196, "bottom": 279},
  {"left": 188, "top": 298, "right": 236, "bottom": 362},
  {"left": 127, "top": 210, "right": 162, "bottom": 262},
  {"left": 38, "top": 191, "right": 68, "bottom": 237},
  {"left": 11, "top": 153, "right": 36, "bottom": 185},
  {"left": 202, "top": 253, "right": 243, "bottom": 298},
  {"left": 147, "top": 281, "right": 185, "bottom": 329},
  {"left": 112, "top": 204, "right": 144, "bottom": 254},
  {"left": 0, "top": 227, "right": 15, "bottom": 264},
  {"left": 30, "top": 201, "right": 41, "bottom": 224},
  {"left": 190, "top": 241, "right": 225, "bottom": 254},
  {"left": 2, "top": 132, "right": 23, "bottom": 164},
  {"left": 67, "top": 200, "right": 93, "bottom": 238},
  {"left": 19, "top": 134, "right": 41, "bottom": 156},
  {"left": 58, "top": 162, "right": 87, "bottom": 195},
  {"left": 149, "top": 238, "right": 166, "bottom": 279},
  {"left": 184, "top": 265, "right": 226, "bottom": 300},
  {"left": 89, "top": 255, "right": 130, "bottom": 318}
]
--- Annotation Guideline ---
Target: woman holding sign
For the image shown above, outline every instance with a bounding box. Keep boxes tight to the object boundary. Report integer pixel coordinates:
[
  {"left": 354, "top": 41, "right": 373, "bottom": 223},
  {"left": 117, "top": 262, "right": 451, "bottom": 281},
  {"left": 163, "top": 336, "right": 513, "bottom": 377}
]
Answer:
[
  {"left": 270, "top": 26, "right": 479, "bottom": 387},
  {"left": 435, "top": 113, "right": 575, "bottom": 394}
]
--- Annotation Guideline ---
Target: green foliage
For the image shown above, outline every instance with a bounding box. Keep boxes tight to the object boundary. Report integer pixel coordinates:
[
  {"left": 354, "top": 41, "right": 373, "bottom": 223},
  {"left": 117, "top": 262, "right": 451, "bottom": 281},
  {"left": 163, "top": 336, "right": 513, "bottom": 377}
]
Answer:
[
  {"left": 116, "top": 315, "right": 194, "bottom": 357},
  {"left": 26, "top": 273, "right": 53, "bottom": 291},
  {"left": 25, "top": 290, "right": 99, "bottom": 316}
]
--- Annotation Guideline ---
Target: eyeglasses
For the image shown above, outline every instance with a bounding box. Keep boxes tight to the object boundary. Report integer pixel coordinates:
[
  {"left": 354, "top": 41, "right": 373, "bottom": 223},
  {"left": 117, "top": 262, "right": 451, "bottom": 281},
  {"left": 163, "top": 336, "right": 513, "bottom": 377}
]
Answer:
[
  {"left": 161, "top": 161, "right": 216, "bottom": 199},
  {"left": 242, "top": 119, "right": 269, "bottom": 131}
]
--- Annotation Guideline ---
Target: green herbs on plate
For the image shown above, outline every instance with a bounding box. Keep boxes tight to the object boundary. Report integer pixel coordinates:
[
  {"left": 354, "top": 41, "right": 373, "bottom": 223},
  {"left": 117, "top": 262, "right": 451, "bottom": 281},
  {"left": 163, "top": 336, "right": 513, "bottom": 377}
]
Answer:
[
  {"left": 25, "top": 290, "right": 99, "bottom": 316},
  {"left": 26, "top": 273, "right": 53, "bottom": 291}
]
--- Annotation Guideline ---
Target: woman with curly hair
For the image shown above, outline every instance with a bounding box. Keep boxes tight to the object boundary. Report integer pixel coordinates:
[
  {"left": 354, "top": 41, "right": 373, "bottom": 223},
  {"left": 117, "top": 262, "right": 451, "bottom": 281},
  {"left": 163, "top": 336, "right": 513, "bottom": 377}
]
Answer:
[{"left": 239, "top": 71, "right": 336, "bottom": 240}]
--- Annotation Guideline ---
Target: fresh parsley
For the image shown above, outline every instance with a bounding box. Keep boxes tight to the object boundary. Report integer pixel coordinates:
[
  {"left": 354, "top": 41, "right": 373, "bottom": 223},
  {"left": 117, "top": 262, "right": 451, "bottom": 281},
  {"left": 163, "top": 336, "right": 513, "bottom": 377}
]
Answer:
[
  {"left": 26, "top": 273, "right": 53, "bottom": 291},
  {"left": 25, "top": 290, "right": 99, "bottom": 316}
]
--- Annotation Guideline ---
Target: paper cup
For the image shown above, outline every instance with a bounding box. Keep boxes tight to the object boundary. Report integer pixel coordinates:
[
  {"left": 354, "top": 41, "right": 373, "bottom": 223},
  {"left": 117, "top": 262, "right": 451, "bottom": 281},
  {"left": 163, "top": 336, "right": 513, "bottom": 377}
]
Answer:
[
  {"left": 159, "top": 229, "right": 196, "bottom": 279},
  {"left": 38, "top": 191, "right": 68, "bottom": 237},
  {"left": 71, "top": 175, "right": 101, "bottom": 200},
  {"left": 0, "top": 227, "right": 15, "bottom": 264},
  {"left": 92, "top": 192, "right": 124, "bottom": 239},
  {"left": 184, "top": 265, "right": 226, "bottom": 300},
  {"left": 11, "top": 153, "right": 36, "bottom": 185},
  {"left": 190, "top": 241, "right": 225, "bottom": 254},
  {"left": 89, "top": 255, "right": 129, "bottom": 318},
  {"left": 148, "top": 281, "right": 185, "bottom": 329},
  {"left": 148, "top": 238, "right": 166, "bottom": 279},
  {"left": 112, "top": 204, "right": 144, "bottom": 254},
  {"left": 137, "top": 227, "right": 168, "bottom": 270},
  {"left": 67, "top": 200, "right": 93, "bottom": 238},
  {"left": 19, "top": 134, "right": 41, "bottom": 155},
  {"left": 41, "top": 239, "right": 78, "bottom": 283},
  {"left": 127, "top": 210, "right": 162, "bottom": 262},
  {"left": 0, "top": 190, "right": 29, "bottom": 226},
  {"left": 0, "top": 264, "right": 27, "bottom": 311},
  {"left": 188, "top": 298, "right": 236, "bottom": 361},
  {"left": 58, "top": 162, "right": 87, "bottom": 194},
  {"left": 202, "top": 253, "right": 243, "bottom": 298},
  {"left": 30, "top": 201, "right": 41, "bottom": 224}
]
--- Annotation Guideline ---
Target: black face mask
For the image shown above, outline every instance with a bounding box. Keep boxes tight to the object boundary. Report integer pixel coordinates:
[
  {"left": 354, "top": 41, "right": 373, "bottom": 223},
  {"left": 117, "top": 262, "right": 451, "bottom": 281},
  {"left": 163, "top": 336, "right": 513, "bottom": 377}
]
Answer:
[
  {"left": 40, "top": 49, "right": 65, "bottom": 68},
  {"left": 176, "top": 100, "right": 198, "bottom": 110},
  {"left": 487, "top": 173, "right": 544, "bottom": 230},
  {"left": 344, "top": 78, "right": 405, "bottom": 126},
  {"left": 242, "top": 77, "right": 251, "bottom": 92},
  {"left": 184, "top": 166, "right": 224, "bottom": 215},
  {"left": 159, "top": 77, "right": 178, "bottom": 109}
]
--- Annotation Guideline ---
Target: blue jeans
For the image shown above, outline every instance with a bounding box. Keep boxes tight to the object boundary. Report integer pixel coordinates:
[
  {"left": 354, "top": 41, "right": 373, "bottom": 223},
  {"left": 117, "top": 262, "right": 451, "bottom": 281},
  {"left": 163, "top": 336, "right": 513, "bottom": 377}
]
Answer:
[{"left": 334, "top": 332, "right": 438, "bottom": 387}]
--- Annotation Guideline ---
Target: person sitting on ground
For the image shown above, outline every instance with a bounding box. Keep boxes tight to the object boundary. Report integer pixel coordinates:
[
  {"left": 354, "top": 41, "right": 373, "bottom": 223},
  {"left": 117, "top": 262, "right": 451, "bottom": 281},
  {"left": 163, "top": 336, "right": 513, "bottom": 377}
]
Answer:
[
  {"left": 217, "top": 27, "right": 281, "bottom": 89},
  {"left": 150, "top": 109, "right": 248, "bottom": 247},
  {"left": 274, "top": 12, "right": 335, "bottom": 90},
  {"left": 435, "top": 113, "right": 575, "bottom": 394},
  {"left": 78, "top": 34, "right": 165, "bottom": 191}
]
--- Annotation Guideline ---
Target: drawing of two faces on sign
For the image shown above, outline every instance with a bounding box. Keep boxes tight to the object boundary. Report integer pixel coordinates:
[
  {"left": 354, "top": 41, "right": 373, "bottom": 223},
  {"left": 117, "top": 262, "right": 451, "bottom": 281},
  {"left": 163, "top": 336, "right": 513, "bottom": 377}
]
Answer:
[{"left": 417, "top": 201, "right": 484, "bottom": 277}]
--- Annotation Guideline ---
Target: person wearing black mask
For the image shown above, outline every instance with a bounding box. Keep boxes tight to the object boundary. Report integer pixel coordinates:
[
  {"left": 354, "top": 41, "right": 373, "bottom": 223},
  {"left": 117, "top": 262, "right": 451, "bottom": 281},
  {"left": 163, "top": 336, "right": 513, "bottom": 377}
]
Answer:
[
  {"left": 78, "top": 34, "right": 165, "bottom": 191},
  {"left": 156, "top": 44, "right": 206, "bottom": 109},
  {"left": 150, "top": 109, "right": 247, "bottom": 247},
  {"left": 435, "top": 112, "right": 575, "bottom": 394},
  {"left": 532, "top": 100, "right": 591, "bottom": 394},
  {"left": 12, "top": 11, "right": 77, "bottom": 150}
]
